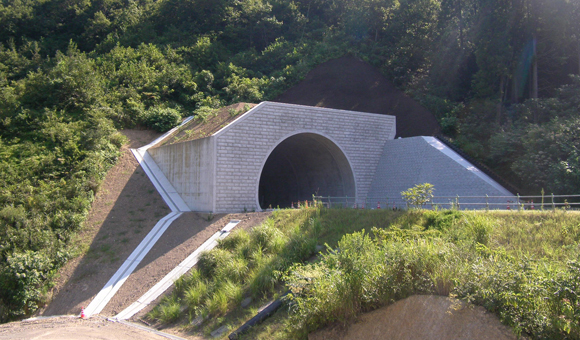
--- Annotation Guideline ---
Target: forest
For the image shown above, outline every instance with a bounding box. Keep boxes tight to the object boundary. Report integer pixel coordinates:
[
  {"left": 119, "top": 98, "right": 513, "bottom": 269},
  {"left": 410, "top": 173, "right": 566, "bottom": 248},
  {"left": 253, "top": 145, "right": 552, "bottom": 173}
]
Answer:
[{"left": 0, "top": 0, "right": 579, "bottom": 321}]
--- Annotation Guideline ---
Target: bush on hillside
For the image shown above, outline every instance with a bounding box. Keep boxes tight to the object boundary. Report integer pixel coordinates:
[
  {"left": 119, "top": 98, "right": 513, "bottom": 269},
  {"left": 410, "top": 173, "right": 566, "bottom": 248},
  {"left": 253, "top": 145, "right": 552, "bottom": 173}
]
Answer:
[
  {"left": 401, "top": 183, "right": 435, "bottom": 208},
  {"left": 285, "top": 210, "right": 580, "bottom": 339},
  {"left": 143, "top": 106, "right": 182, "bottom": 132}
]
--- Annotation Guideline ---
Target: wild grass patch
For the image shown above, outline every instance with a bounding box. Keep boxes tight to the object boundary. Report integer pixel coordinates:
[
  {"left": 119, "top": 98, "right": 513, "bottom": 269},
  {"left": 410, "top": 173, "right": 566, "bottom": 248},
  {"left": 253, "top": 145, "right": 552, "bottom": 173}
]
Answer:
[
  {"left": 149, "top": 209, "right": 580, "bottom": 339},
  {"left": 147, "top": 208, "right": 322, "bottom": 327},
  {"left": 284, "top": 210, "right": 580, "bottom": 339}
]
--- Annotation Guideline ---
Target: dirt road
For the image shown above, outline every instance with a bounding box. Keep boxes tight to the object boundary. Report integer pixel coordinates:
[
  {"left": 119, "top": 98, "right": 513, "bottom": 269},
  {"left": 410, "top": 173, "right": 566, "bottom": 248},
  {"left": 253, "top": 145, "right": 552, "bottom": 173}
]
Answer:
[{"left": 0, "top": 316, "right": 173, "bottom": 340}]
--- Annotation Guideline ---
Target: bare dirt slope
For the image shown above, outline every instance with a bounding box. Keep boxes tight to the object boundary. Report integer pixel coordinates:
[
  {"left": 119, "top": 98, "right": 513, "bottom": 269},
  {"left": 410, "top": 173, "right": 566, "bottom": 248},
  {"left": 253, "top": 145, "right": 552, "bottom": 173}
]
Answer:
[
  {"left": 104, "top": 211, "right": 272, "bottom": 318},
  {"left": 39, "top": 129, "right": 271, "bottom": 320},
  {"left": 40, "top": 129, "right": 169, "bottom": 317},
  {"left": 275, "top": 56, "right": 440, "bottom": 138},
  {"left": 309, "top": 295, "right": 519, "bottom": 340}
]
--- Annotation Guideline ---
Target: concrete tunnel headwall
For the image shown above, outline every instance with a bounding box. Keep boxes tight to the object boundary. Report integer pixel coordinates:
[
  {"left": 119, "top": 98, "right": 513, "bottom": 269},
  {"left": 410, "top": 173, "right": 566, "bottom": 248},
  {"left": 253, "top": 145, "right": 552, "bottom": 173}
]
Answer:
[
  {"left": 148, "top": 102, "right": 396, "bottom": 213},
  {"left": 257, "top": 132, "right": 356, "bottom": 209},
  {"left": 146, "top": 102, "right": 515, "bottom": 213}
]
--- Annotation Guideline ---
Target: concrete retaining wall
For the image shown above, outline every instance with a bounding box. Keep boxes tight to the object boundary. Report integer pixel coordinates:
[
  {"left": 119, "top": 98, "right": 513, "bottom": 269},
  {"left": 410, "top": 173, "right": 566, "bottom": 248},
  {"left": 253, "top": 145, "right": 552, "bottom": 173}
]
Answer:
[
  {"left": 149, "top": 137, "right": 215, "bottom": 212},
  {"left": 150, "top": 102, "right": 396, "bottom": 212}
]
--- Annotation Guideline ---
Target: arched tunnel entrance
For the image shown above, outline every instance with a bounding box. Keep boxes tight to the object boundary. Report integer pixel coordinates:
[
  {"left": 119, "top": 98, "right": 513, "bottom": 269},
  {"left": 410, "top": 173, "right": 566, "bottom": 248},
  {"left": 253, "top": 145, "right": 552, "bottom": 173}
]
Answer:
[{"left": 258, "top": 133, "right": 356, "bottom": 209}]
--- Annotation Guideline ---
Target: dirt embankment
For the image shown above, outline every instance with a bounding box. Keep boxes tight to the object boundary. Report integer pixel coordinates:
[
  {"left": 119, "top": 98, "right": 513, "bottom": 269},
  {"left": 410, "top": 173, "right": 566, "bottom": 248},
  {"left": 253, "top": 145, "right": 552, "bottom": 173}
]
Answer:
[
  {"left": 39, "top": 129, "right": 272, "bottom": 319},
  {"left": 40, "top": 129, "right": 168, "bottom": 317},
  {"left": 275, "top": 56, "right": 441, "bottom": 138}
]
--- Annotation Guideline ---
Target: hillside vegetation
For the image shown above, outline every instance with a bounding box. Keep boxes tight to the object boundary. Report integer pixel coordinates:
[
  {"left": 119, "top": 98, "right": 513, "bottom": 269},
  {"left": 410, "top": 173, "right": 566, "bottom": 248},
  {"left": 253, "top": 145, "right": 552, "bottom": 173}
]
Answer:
[
  {"left": 148, "top": 208, "right": 580, "bottom": 340},
  {"left": 0, "top": 0, "right": 579, "bottom": 321}
]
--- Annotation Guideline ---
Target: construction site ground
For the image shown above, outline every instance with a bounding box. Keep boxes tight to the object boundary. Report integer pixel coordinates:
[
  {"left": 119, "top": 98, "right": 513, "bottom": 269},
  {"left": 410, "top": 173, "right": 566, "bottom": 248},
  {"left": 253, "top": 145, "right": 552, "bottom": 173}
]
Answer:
[
  {"left": 0, "top": 316, "right": 168, "bottom": 340},
  {"left": 2, "top": 129, "right": 519, "bottom": 340},
  {"left": 1, "top": 58, "right": 520, "bottom": 339},
  {"left": 3, "top": 128, "right": 269, "bottom": 339}
]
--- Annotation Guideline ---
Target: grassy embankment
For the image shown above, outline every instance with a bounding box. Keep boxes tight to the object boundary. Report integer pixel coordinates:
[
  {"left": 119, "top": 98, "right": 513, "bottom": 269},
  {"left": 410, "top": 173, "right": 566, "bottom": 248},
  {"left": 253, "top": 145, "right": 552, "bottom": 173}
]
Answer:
[{"left": 148, "top": 207, "right": 580, "bottom": 340}]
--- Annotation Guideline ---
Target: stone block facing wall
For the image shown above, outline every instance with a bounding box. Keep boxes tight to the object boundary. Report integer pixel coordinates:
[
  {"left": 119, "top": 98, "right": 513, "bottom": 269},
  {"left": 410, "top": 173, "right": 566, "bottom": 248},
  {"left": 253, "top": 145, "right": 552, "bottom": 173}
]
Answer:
[
  {"left": 367, "top": 136, "right": 514, "bottom": 209},
  {"left": 213, "top": 102, "right": 396, "bottom": 212}
]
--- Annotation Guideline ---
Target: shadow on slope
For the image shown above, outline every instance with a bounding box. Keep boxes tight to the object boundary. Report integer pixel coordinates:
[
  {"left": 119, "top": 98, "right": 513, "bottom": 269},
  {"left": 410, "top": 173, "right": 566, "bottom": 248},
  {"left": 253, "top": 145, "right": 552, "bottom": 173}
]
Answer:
[{"left": 275, "top": 56, "right": 440, "bottom": 138}]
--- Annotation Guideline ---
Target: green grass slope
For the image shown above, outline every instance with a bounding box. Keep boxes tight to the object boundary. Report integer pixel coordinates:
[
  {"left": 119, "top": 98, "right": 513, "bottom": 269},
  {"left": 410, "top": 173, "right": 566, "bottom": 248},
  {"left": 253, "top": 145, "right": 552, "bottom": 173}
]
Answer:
[{"left": 148, "top": 207, "right": 580, "bottom": 340}]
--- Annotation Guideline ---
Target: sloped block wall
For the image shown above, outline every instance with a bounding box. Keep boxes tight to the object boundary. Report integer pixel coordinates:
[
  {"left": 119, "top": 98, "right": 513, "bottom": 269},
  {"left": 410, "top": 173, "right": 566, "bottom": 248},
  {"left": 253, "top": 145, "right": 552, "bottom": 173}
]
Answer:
[{"left": 367, "top": 137, "right": 513, "bottom": 208}]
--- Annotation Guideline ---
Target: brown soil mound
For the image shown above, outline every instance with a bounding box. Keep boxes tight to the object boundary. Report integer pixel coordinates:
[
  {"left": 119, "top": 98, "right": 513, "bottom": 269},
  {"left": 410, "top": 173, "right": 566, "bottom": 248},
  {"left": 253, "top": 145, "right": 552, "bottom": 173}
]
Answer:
[
  {"left": 154, "top": 102, "right": 257, "bottom": 148},
  {"left": 309, "top": 295, "right": 518, "bottom": 340},
  {"left": 275, "top": 56, "right": 440, "bottom": 138}
]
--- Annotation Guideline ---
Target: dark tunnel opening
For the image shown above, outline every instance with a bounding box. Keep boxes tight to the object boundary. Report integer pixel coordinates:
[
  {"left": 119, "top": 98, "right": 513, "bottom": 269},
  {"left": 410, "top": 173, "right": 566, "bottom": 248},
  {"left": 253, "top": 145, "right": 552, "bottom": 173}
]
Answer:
[{"left": 258, "top": 133, "right": 355, "bottom": 209}]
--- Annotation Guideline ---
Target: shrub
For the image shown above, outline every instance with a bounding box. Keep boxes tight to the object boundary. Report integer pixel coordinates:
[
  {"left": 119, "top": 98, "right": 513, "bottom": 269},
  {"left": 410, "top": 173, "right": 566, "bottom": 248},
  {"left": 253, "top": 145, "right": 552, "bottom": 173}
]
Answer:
[
  {"left": 250, "top": 221, "right": 287, "bottom": 254},
  {"left": 148, "top": 296, "right": 181, "bottom": 323},
  {"left": 217, "top": 230, "right": 250, "bottom": 252},
  {"left": 197, "top": 249, "right": 233, "bottom": 279},
  {"left": 184, "top": 280, "right": 208, "bottom": 309},
  {"left": 215, "top": 257, "right": 249, "bottom": 284},
  {"left": 175, "top": 269, "right": 201, "bottom": 293},
  {"left": 548, "top": 259, "right": 580, "bottom": 338},
  {"left": 401, "top": 183, "right": 435, "bottom": 208},
  {"left": 250, "top": 257, "right": 282, "bottom": 298},
  {"left": 143, "top": 106, "right": 182, "bottom": 132},
  {"left": 0, "top": 250, "right": 67, "bottom": 321},
  {"left": 466, "top": 215, "right": 493, "bottom": 246},
  {"left": 205, "top": 288, "right": 228, "bottom": 316},
  {"left": 193, "top": 106, "right": 215, "bottom": 122},
  {"left": 221, "top": 280, "right": 243, "bottom": 305},
  {"left": 423, "top": 209, "right": 463, "bottom": 231}
]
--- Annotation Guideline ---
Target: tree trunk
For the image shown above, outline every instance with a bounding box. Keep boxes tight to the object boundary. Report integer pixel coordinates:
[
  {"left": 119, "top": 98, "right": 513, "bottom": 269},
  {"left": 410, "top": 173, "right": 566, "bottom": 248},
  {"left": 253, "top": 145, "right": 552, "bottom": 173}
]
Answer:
[
  {"left": 531, "top": 37, "right": 538, "bottom": 98},
  {"left": 458, "top": 0, "right": 464, "bottom": 49},
  {"left": 497, "top": 76, "right": 506, "bottom": 125}
]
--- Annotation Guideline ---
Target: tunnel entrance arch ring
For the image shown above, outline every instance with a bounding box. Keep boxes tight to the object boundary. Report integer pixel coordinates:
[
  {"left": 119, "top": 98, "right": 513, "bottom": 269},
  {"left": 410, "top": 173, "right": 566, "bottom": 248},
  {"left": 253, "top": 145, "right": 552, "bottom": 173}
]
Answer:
[{"left": 255, "top": 130, "right": 357, "bottom": 211}]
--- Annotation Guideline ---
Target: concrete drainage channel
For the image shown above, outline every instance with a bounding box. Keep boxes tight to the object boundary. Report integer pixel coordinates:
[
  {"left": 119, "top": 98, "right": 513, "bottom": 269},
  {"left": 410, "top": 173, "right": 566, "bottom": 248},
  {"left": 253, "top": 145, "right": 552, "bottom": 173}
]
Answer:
[
  {"left": 114, "top": 220, "right": 241, "bottom": 320},
  {"left": 80, "top": 116, "right": 238, "bottom": 340},
  {"left": 83, "top": 211, "right": 183, "bottom": 317},
  {"left": 84, "top": 118, "right": 193, "bottom": 318}
]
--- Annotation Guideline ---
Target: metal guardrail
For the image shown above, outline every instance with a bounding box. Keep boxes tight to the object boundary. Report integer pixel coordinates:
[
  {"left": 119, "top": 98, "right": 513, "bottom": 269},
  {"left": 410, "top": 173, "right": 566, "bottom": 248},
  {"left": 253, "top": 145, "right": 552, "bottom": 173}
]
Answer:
[{"left": 313, "top": 194, "right": 580, "bottom": 211}]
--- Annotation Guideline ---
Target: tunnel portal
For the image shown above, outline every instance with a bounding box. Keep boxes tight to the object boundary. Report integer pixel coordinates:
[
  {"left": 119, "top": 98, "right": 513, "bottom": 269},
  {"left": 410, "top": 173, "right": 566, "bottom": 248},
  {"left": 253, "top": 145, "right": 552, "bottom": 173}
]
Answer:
[{"left": 258, "top": 133, "right": 355, "bottom": 209}]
